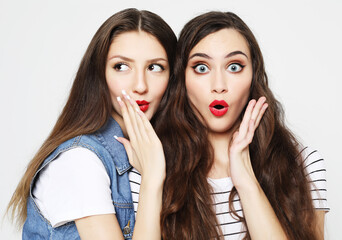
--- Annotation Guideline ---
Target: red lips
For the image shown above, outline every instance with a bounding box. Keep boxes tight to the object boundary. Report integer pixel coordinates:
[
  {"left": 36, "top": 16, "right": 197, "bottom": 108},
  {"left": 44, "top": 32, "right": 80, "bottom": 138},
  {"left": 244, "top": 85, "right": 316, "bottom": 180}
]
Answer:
[
  {"left": 136, "top": 100, "right": 150, "bottom": 112},
  {"left": 209, "top": 100, "right": 229, "bottom": 116}
]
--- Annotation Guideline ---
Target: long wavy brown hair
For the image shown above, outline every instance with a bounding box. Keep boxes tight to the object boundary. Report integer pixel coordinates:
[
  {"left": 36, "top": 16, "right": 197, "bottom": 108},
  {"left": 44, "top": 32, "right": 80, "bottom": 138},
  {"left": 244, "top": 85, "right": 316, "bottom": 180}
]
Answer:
[
  {"left": 7, "top": 8, "right": 177, "bottom": 226},
  {"left": 156, "top": 11, "right": 318, "bottom": 240}
]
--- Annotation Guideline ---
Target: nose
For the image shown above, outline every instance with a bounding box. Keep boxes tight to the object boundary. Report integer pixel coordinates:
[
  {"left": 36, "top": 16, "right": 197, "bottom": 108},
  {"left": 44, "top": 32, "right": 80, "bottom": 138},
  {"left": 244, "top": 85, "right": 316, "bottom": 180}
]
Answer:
[
  {"left": 133, "top": 70, "right": 148, "bottom": 94},
  {"left": 211, "top": 69, "right": 228, "bottom": 94}
]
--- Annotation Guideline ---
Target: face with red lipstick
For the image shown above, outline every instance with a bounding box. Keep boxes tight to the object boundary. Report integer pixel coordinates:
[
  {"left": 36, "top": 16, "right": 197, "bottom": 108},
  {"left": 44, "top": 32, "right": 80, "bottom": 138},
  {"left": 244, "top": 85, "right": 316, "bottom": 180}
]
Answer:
[
  {"left": 105, "top": 31, "right": 169, "bottom": 122},
  {"left": 185, "top": 28, "right": 253, "bottom": 133}
]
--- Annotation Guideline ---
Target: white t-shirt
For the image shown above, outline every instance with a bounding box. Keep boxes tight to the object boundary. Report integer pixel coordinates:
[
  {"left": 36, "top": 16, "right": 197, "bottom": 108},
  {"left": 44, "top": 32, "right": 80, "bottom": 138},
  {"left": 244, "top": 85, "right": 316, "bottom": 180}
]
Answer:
[
  {"left": 33, "top": 147, "right": 141, "bottom": 228},
  {"left": 33, "top": 146, "right": 329, "bottom": 237},
  {"left": 33, "top": 148, "right": 115, "bottom": 227}
]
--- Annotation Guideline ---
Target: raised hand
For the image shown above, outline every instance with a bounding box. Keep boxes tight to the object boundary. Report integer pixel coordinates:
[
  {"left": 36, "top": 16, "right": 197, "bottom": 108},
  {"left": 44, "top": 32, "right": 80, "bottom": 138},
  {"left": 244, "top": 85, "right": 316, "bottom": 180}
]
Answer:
[
  {"left": 229, "top": 96, "right": 268, "bottom": 191},
  {"left": 115, "top": 90, "right": 166, "bottom": 184}
]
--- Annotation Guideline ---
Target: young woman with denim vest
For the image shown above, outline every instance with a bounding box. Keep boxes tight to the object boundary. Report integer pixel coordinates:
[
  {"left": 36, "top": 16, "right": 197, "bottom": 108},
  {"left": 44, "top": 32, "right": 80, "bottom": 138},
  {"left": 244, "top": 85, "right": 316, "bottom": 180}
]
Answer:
[
  {"left": 7, "top": 8, "right": 176, "bottom": 239},
  {"left": 156, "top": 12, "right": 329, "bottom": 239}
]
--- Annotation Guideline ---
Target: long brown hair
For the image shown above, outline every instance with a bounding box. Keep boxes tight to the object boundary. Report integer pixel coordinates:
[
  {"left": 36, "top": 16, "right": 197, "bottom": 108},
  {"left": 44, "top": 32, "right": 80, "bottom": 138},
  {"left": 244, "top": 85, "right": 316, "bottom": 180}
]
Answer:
[
  {"left": 156, "top": 11, "right": 317, "bottom": 239},
  {"left": 7, "top": 8, "right": 177, "bottom": 226}
]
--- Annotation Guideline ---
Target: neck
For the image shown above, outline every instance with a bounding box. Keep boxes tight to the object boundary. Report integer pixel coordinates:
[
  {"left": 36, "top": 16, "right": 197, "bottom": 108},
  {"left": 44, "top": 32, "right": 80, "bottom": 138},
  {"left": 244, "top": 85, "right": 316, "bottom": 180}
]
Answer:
[{"left": 207, "top": 128, "right": 235, "bottom": 179}]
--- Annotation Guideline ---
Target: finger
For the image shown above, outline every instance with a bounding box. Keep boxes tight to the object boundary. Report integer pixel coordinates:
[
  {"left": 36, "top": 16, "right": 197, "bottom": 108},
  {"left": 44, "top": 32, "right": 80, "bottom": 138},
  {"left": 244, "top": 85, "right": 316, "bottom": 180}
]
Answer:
[
  {"left": 237, "top": 99, "right": 256, "bottom": 140},
  {"left": 245, "top": 119, "right": 256, "bottom": 145},
  {"left": 122, "top": 90, "right": 150, "bottom": 141},
  {"left": 254, "top": 103, "right": 268, "bottom": 129},
  {"left": 250, "top": 96, "right": 266, "bottom": 121},
  {"left": 134, "top": 106, "right": 150, "bottom": 141},
  {"left": 117, "top": 96, "right": 137, "bottom": 143},
  {"left": 114, "top": 136, "right": 135, "bottom": 167},
  {"left": 122, "top": 91, "right": 142, "bottom": 142},
  {"left": 136, "top": 107, "right": 158, "bottom": 140}
]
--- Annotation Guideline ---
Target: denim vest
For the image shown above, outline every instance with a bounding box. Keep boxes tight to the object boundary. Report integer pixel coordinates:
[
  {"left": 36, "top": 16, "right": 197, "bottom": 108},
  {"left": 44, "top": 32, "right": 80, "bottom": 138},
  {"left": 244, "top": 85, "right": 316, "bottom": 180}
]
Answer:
[{"left": 23, "top": 117, "right": 135, "bottom": 239}]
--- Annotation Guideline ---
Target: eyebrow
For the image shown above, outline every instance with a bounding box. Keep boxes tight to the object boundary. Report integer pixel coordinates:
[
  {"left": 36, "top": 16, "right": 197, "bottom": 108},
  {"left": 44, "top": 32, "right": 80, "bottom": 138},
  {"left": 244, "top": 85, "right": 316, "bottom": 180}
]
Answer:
[
  {"left": 108, "top": 55, "right": 168, "bottom": 62},
  {"left": 188, "top": 51, "right": 248, "bottom": 60},
  {"left": 225, "top": 51, "right": 248, "bottom": 59},
  {"left": 188, "top": 53, "right": 212, "bottom": 60}
]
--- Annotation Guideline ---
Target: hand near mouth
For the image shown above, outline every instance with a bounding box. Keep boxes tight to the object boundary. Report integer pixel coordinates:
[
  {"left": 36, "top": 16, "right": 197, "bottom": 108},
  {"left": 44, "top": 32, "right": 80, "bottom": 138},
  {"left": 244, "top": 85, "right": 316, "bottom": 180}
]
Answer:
[
  {"left": 136, "top": 100, "right": 150, "bottom": 112},
  {"left": 228, "top": 96, "right": 268, "bottom": 191},
  {"left": 115, "top": 90, "right": 166, "bottom": 183}
]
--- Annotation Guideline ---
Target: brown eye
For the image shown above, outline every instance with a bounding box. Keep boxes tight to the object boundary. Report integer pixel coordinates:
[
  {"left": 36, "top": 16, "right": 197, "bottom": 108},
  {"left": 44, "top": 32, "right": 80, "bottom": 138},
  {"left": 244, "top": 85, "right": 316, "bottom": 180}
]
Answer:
[
  {"left": 148, "top": 64, "right": 164, "bottom": 72},
  {"left": 114, "top": 63, "right": 129, "bottom": 71}
]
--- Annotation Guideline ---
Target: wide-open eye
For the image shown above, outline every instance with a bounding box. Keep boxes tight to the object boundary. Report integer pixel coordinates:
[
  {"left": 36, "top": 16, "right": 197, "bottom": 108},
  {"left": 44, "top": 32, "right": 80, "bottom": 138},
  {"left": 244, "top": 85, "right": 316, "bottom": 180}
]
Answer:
[
  {"left": 227, "top": 63, "right": 244, "bottom": 73},
  {"left": 193, "top": 64, "right": 209, "bottom": 74},
  {"left": 148, "top": 64, "right": 164, "bottom": 72},
  {"left": 114, "top": 63, "right": 129, "bottom": 72}
]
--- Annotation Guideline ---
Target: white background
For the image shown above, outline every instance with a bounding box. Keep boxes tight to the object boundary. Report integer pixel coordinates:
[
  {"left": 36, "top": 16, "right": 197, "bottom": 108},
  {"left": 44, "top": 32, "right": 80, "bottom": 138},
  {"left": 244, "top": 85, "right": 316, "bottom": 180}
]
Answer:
[{"left": 1, "top": 0, "right": 341, "bottom": 239}]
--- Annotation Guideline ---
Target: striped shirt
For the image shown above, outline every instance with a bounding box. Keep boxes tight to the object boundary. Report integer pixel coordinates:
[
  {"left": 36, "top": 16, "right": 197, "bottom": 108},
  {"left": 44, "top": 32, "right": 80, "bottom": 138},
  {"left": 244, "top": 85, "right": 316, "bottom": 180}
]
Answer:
[{"left": 128, "top": 147, "right": 329, "bottom": 239}]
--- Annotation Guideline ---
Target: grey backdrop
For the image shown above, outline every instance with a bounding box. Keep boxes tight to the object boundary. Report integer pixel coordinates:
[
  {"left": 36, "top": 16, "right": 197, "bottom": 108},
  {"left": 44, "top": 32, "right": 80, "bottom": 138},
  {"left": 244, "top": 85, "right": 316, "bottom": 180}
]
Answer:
[{"left": 1, "top": 0, "right": 341, "bottom": 239}]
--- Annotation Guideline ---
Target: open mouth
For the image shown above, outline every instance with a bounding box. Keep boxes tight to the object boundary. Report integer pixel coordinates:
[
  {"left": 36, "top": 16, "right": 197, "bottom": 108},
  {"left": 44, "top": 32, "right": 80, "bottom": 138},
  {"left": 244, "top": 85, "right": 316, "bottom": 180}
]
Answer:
[
  {"left": 213, "top": 105, "right": 225, "bottom": 110},
  {"left": 209, "top": 100, "right": 229, "bottom": 117}
]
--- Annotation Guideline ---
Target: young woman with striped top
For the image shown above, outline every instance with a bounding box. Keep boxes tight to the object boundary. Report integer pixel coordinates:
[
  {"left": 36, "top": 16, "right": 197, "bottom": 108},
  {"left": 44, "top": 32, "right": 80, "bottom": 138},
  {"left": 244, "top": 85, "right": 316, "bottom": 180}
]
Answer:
[{"left": 153, "top": 11, "right": 329, "bottom": 239}]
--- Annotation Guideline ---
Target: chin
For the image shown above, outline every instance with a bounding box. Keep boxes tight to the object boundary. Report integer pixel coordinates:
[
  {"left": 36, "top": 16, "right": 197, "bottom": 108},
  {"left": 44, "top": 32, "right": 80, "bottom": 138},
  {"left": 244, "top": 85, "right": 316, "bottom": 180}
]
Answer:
[
  {"left": 144, "top": 111, "right": 154, "bottom": 121},
  {"left": 206, "top": 120, "right": 234, "bottom": 134}
]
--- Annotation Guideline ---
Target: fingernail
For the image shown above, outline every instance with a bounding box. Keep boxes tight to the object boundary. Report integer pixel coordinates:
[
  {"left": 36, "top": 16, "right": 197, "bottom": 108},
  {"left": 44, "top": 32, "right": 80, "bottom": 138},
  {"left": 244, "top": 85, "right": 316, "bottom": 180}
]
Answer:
[
  {"left": 117, "top": 96, "right": 123, "bottom": 106},
  {"left": 135, "top": 107, "right": 143, "bottom": 116},
  {"left": 122, "top": 90, "right": 130, "bottom": 100},
  {"left": 114, "top": 135, "right": 118, "bottom": 140},
  {"left": 124, "top": 93, "right": 130, "bottom": 100}
]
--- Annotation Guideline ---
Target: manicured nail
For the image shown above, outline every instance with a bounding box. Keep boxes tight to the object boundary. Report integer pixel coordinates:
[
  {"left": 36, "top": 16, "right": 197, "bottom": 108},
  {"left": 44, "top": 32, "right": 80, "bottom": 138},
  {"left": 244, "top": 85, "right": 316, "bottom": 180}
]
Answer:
[
  {"left": 122, "top": 90, "right": 127, "bottom": 95},
  {"left": 114, "top": 135, "right": 118, "bottom": 140},
  {"left": 117, "top": 96, "right": 123, "bottom": 106},
  {"left": 123, "top": 92, "right": 130, "bottom": 100}
]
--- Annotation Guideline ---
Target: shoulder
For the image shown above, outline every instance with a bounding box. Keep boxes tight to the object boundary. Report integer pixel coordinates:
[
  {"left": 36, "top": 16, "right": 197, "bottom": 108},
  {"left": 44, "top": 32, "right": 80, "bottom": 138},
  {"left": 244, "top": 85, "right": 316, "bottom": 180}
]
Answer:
[
  {"left": 36, "top": 147, "right": 110, "bottom": 188},
  {"left": 50, "top": 147, "right": 107, "bottom": 171},
  {"left": 33, "top": 147, "right": 115, "bottom": 227},
  {"left": 300, "top": 146, "right": 326, "bottom": 175},
  {"left": 300, "top": 146, "right": 330, "bottom": 211}
]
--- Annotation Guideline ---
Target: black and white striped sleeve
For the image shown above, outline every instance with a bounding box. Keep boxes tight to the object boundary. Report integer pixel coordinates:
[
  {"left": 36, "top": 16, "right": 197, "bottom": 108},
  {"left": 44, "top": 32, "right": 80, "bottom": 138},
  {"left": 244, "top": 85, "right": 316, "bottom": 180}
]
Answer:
[{"left": 302, "top": 147, "right": 330, "bottom": 211}]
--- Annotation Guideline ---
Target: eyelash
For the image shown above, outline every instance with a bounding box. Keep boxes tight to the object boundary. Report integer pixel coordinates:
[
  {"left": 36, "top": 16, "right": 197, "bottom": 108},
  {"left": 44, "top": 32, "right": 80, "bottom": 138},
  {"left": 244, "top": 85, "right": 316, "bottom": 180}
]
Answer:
[
  {"left": 113, "top": 62, "right": 129, "bottom": 71},
  {"left": 148, "top": 64, "right": 165, "bottom": 71},
  {"left": 228, "top": 63, "right": 245, "bottom": 72},
  {"left": 191, "top": 62, "right": 246, "bottom": 73},
  {"left": 191, "top": 63, "right": 209, "bottom": 72},
  {"left": 113, "top": 63, "right": 165, "bottom": 71}
]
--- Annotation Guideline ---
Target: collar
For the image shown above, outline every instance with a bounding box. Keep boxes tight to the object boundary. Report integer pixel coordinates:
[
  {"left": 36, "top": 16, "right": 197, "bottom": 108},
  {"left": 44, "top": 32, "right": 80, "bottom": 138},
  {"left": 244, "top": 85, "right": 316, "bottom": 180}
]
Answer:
[{"left": 97, "top": 117, "right": 132, "bottom": 175}]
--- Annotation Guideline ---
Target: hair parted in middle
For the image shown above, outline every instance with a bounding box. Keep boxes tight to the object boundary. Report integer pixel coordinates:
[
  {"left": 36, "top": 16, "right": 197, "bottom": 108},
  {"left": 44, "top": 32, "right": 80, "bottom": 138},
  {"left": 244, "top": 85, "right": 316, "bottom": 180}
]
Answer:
[
  {"left": 7, "top": 8, "right": 177, "bottom": 227},
  {"left": 155, "top": 11, "right": 317, "bottom": 240}
]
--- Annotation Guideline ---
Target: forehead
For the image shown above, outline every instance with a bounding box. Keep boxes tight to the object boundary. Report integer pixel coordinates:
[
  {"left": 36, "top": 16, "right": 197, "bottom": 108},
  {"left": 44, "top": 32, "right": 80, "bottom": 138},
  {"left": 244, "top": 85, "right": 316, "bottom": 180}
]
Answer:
[
  {"left": 108, "top": 31, "right": 167, "bottom": 59},
  {"left": 189, "top": 28, "right": 250, "bottom": 58}
]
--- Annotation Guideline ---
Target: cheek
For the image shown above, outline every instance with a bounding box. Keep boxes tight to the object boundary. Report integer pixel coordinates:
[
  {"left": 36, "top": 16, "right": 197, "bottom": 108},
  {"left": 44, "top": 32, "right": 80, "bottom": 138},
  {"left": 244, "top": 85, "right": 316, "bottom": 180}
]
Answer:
[
  {"left": 154, "top": 76, "right": 169, "bottom": 98},
  {"left": 230, "top": 79, "right": 252, "bottom": 113},
  {"left": 185, "top": 72, "right": 201, "bottom": 104},
  {"left": 185, "top": 79, "right": 198, "bottom": 105}
]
